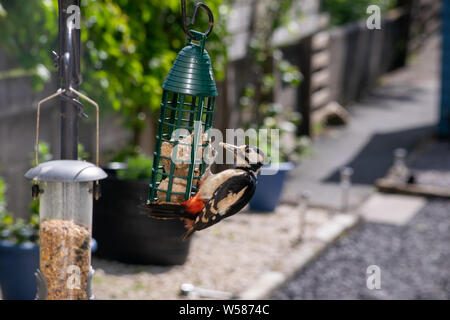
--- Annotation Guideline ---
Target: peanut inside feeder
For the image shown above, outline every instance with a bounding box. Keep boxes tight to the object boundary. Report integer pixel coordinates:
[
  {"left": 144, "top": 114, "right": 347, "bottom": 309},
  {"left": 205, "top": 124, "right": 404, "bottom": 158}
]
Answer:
[{"left": 157, "top": 133, "right": 210, "bottom": 203}]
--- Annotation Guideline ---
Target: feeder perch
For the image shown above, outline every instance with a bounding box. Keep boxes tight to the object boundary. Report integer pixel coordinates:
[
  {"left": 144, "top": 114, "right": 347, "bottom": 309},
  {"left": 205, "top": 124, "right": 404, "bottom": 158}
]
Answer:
[{"left": 147, "top": 1, "right": 217, "bottom": 214}]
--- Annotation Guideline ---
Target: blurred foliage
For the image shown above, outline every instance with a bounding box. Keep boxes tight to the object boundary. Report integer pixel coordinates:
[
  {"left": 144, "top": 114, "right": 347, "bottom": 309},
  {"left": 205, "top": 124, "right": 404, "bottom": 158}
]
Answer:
[
  {"left": 239, "top": 0, "right": 307, "bottom": 164},
  {"left": 78, "top": 142, "right": 90, "bottom": 160},
  {"left": 29, "top": 141, "right": 53, "bottom": 167},
  {"left": 322, "top": 0, "right": 397, "bottom": 26},
  {"left": 0, "top": 0, "right": 230, "bottom": 149},
  {"left": 249, "top": 103, "right": 311, "bottom": 163},
  {"left": 0, "top": 177, "right": 39, "bottom": 245},
  {"left": 0, "top": 213, "right": 39, "bottom": 245},
  {"left": 0, "top": 0, "right": 57, "bottom": 91},
  {"left": 0, "top": 176, "right": 6, "bottom": 213},
  {"left": 116, "top": 152, "right": 153, "bottom": 181},
  {"left": 28, "top": 141, "right": 53, "bottom": 230}
]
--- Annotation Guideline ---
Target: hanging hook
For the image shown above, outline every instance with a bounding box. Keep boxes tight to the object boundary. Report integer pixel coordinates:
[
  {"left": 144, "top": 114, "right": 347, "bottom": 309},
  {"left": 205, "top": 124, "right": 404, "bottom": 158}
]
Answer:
[{"left": 181, "top": 0, "right": 214, "bottom": 40}]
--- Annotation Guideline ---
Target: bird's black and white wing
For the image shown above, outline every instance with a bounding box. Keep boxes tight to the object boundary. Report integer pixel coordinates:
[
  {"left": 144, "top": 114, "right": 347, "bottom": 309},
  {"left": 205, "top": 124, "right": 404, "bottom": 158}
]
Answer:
[{"left": 192, "top": 171, "right": 256, "bottom": 231}]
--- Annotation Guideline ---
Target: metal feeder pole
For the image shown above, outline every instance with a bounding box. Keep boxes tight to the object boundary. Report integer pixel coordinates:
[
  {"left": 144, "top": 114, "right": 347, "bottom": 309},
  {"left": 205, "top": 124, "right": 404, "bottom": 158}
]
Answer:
[{"left": 58, "top": 0, "right": 81, "bottom": 160}]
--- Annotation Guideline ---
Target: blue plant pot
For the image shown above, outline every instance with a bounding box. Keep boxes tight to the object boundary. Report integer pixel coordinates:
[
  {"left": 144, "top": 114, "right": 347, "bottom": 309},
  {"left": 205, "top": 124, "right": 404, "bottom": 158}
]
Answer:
[
  {"left": 249, "top": 162, "right": 294, "bottom": 212},
  {"left": 0, "top": 238, "right": 98, "bottom": 300},
  {"left": 0, "top": 240, "right": 39, "bottom": 300}
]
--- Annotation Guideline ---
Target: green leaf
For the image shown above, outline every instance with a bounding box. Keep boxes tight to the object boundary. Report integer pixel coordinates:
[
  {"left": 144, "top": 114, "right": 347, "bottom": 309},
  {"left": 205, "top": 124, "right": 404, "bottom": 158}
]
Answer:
[{"left": 117, "top": 152, "right": 153, "bottom": 181}]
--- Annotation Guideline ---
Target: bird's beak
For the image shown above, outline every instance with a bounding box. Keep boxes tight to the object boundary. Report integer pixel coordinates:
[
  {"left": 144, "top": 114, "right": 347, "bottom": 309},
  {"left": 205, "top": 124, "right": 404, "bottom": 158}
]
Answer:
[{"left": 219, "top": 142, "right": 239, "bottom": 154}]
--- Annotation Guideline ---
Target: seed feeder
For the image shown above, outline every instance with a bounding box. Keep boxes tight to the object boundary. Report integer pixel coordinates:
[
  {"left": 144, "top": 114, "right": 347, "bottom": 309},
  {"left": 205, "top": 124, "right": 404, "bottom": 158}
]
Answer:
[
  {"left": 146, "top": 0, "right": 217, "bottom": 214},
  {"left": 24, "top": 0, "right": 106, "bottom": 299},
  {"left": 25, "top": 88, "right": 106, "bottom": 300}
]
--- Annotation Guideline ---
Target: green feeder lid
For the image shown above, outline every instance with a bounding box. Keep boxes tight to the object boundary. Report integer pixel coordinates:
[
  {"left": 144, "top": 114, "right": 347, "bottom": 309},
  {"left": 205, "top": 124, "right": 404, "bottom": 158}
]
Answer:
[{"left": 163, "top": 34, "right": 218, "bottom": 97}]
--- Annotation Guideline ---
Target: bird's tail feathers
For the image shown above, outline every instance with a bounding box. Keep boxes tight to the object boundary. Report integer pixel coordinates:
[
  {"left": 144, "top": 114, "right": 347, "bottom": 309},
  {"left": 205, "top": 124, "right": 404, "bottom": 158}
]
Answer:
[
  {"left": 183, "top": 227, "right": 196, "bottom": 241},
  {"left": 141, "top": 203, "right": 193, "bottom": 220}
]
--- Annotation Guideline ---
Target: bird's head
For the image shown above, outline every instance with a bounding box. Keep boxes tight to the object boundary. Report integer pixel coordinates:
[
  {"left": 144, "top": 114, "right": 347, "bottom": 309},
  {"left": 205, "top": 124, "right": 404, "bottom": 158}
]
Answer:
[{"left": 220, "top": 142, "right": 266, "bottom": 174}]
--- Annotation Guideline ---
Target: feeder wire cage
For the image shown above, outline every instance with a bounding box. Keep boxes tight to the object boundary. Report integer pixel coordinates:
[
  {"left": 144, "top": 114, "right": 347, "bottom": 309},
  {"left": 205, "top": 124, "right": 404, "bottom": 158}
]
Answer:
[{"left": 147, "top": 1, "right": 218, "bottom": 208}]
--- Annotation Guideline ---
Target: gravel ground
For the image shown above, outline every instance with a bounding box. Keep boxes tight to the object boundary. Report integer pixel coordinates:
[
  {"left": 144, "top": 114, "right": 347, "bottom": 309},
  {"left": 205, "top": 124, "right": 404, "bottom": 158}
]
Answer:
[
  {"left": 272, "top": 199, "right": 450, "bottom": 300},
  {"left": 91, "top": 205, "right": 331, "bottom": 300},
  {"left": 272, "top": 139, "right": 450, "bottom": 300}
]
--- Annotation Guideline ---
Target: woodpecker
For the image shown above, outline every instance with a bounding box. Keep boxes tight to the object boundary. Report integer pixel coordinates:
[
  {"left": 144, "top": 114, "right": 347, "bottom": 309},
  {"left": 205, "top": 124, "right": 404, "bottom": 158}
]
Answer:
[{"left": 149, "top": 142, "right": 265, "bottom": 240}]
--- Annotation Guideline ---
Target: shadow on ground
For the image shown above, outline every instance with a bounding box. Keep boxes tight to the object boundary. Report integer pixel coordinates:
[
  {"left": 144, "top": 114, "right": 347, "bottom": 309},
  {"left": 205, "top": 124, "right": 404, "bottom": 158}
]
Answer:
[
  {"left": 409, "top": 140, "right": 450, "bottom": 171},
  {"left": 322, "top": 125, "right": 435, "bottom": 185},
  {"left": 365, "top": 84, "right": 429, "bottom": 105}
]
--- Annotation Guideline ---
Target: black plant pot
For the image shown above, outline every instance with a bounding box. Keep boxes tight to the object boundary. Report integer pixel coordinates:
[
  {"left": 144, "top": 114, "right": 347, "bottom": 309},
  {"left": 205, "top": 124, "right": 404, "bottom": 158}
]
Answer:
[{"left": 93, "top": 173, "right": 191, "bottom": 265}]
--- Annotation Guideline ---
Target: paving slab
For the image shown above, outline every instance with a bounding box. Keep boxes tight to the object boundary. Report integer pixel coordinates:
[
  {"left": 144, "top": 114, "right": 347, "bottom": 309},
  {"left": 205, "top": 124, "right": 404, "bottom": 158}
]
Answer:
[{"left": 359, "top": 193, "right": 425, "bottom": 226}]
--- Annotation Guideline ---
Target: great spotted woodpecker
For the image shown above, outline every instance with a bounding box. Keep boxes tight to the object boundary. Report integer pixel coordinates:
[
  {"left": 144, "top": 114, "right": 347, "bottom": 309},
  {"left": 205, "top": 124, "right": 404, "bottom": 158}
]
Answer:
[{"left": 149, "top": 142, "right": 265, "bottom": 240}]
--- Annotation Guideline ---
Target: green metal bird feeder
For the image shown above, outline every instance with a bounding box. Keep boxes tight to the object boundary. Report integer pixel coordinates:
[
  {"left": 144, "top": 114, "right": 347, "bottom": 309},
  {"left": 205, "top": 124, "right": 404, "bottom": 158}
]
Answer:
[{"left": 146, "top": 1, "right": 217, "bottom": 212}]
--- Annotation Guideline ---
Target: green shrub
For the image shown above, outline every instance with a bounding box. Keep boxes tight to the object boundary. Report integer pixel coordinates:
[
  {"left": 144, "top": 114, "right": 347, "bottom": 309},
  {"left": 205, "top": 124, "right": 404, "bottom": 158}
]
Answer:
[
  {"left": 0, "top": 176, "right": 6, "bottom": 213},
  {"left": 29, "top": 141, "right": 53, "bottom": 166},
  {"left": 0, "top": 177, "right": 38, "bottom": 245},
  {"left": 117, "top": 153, "right": 153, "bottom": 181},
  {"left": 248, "top": 103, "right": 311, "bottom": 163},
  {"left": 0, "top": 141, "right": 55, "bottom": 245}
]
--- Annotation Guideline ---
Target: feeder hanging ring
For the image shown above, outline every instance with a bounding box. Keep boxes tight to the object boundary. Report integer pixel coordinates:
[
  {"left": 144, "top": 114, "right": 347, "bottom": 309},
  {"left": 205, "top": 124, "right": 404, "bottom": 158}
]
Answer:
[{"left": 181, "top": 0, "right": 214, "bottom": 40}]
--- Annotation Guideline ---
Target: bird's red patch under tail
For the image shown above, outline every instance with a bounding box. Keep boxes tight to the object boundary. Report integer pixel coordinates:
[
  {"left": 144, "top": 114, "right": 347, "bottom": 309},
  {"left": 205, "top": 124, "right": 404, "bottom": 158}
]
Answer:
[{"left": 181, "top": 192, "right": 205, "bottom": 214}]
